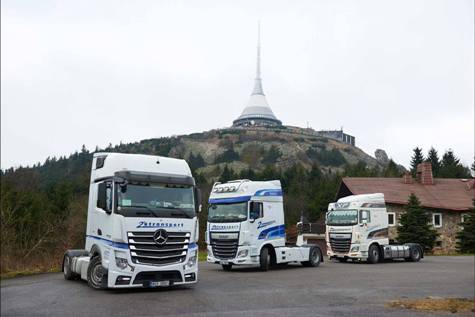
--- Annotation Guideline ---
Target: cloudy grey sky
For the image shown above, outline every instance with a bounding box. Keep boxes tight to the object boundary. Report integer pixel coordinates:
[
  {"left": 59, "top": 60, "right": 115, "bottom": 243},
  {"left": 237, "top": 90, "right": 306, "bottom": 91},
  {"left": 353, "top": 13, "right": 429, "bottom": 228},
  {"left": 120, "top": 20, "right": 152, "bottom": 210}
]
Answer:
[{"left": 1, "top": 0, "right": 474, "bottom": 169}]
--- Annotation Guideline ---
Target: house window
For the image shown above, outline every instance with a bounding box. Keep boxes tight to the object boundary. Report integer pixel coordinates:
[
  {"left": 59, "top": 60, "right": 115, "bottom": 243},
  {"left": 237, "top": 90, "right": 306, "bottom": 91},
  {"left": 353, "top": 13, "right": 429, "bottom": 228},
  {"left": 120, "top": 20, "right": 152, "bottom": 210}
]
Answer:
[
  {"left": 388, "top": 212, "right": 396, "bottom": 226},
  {"left": 432, "top": 213, "right": 442, "bottom": 228},
  {"left": 461, "top": 214, "right": 468, "bottom": 223}
]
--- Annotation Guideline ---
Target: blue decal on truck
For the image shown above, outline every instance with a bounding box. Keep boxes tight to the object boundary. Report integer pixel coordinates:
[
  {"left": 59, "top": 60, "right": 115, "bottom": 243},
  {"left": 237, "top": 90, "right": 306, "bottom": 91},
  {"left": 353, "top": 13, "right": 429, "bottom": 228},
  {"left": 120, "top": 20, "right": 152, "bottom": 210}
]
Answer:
[
  {"left": 137, "top": 221, "right": 184, "bottom": 228},
  {"left": 210, "top": 224, "right": 240, "bottom": 231},
  {"left": 254, "top": 189, "right": 282, "bottom": 197},
  {"left": 209, "top": 196, "right": 252, "bottom": 204},
  {"left": 258, "top": 224, "right": 286, "bottom": 240},
  {"left": 86, "top": 235, "right": 129, "bottom": 249},
  {"left": 257, "top": 220, "right": 276, "bottom": 229}
]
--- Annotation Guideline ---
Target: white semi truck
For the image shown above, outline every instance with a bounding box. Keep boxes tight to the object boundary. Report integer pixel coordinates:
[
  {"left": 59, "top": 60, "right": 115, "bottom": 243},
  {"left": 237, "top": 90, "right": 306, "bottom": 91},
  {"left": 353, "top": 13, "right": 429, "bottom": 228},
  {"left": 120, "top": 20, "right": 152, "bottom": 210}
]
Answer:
[
  {"left": 62, "top": 153, "right": 201, "bottom": 289},
  {"left": 206, "top": 179, "right": 322, "bottom": 271},
  {"left": 325, "top": 193, "right": 423, "bottom": 263}
]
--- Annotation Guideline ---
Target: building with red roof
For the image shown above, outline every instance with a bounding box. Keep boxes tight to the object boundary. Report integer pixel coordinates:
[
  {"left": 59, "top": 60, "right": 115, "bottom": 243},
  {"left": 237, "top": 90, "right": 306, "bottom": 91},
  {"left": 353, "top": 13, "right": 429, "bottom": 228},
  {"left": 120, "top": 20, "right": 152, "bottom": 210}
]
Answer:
[{"left": 336, "top": 162, "right": 474, "bottom": 253}]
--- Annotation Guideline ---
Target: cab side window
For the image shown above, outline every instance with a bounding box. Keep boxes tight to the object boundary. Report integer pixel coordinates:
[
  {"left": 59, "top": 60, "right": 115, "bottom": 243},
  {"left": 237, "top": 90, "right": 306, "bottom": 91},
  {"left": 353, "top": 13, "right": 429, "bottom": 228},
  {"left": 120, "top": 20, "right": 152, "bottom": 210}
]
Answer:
[
  {"left": 250, "top": 202, "right": 263, "bottom": 220},
  {"left": 359, "top": 210, "right": 371, "bottom": 223},
  {"left": 97, "top": 181, "right": 112, "bottom": 213}
]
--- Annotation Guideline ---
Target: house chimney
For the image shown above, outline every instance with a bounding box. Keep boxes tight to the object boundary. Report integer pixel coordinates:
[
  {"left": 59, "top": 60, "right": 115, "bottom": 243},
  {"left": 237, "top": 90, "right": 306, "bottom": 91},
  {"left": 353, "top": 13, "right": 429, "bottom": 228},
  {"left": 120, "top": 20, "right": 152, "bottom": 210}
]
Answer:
[
  {"left": 416, "top": 162, "right": 434, "bottom": 185},
  {"left": 403, "top": 172, "right": 413, "bottom": 184}
]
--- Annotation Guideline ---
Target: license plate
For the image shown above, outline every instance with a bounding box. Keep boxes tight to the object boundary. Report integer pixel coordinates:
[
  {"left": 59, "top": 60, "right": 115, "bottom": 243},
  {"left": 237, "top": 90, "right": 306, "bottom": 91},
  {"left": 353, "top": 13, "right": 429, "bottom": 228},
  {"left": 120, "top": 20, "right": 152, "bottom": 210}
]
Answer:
[
  {"left": 220, "top": 261, "right": 229, "bottom": 265},
  {"left": 149, "top": 281, "right": 170, "bottom": 287}
]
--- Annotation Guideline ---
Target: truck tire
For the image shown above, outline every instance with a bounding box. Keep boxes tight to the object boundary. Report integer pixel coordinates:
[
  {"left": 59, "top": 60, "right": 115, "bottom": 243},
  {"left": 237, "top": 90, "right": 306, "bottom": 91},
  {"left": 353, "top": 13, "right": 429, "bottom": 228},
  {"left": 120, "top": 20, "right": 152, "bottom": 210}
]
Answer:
[
  {"left": 405, "top": 246, "right": 422, "bottom": 262},
  {"left": 62, "top": 253, "right": 78, "bottom": 280},
  {"left": 259, "top": 247, "right": 271, "bottom": 271},
  {"left": 367, "top": 244, "right": 380, "bottom": 264},
  {"left": 222, "top": 264, "right": 232, "bottom": 271},
  {"left": 302, "top": 247, "right": 321, "bottom": 267},
  {"left": 87, "top": 256, "right": 105, "bottom": 290}
]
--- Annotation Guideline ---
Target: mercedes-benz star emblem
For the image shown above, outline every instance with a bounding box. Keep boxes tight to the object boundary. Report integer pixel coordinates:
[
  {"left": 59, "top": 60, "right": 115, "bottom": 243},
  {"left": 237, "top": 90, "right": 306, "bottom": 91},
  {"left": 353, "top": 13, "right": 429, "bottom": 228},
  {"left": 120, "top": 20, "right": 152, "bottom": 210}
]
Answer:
[{"left": 153, "top": 229, "right": 168, "bottom": 245}]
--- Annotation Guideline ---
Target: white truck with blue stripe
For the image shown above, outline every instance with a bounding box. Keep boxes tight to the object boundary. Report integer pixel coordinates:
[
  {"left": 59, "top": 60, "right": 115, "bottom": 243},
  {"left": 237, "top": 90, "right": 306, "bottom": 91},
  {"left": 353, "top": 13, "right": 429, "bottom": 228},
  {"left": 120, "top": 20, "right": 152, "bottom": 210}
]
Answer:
[
  {"left": 206, "top": 179, "right": 322, "bottom": 271},
  {"left": 62, "top": 153, "right": 200, "bottom": 289},
  {"left": 326, "top": 193, "right": 423, "bottom": 264}
]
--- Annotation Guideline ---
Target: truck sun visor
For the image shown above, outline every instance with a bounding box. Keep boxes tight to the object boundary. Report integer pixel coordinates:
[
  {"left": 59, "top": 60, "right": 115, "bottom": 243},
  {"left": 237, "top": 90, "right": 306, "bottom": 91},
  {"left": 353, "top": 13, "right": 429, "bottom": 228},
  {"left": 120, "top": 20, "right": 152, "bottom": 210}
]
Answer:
[{"left": 114, "top": 170, "right": 195, "bottom": 186}]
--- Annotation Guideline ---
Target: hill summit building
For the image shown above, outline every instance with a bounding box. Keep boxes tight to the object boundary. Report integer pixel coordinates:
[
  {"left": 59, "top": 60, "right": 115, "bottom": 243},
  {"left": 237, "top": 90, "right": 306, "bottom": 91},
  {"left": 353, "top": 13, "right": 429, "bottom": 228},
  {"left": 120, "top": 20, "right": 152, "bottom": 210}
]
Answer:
[
  {"left": 232, "top": 24, "right": 282, "bottom": 127},
  {"left": 231, "top": 24, "right": 355, "bottom": 147}
]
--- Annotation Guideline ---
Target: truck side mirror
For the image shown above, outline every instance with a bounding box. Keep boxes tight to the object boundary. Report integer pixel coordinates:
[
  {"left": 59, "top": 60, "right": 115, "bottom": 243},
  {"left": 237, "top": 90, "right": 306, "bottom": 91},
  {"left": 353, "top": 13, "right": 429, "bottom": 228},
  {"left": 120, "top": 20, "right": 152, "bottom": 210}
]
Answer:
[
  {"left": 249, "top": 201, "right": 261, "bottom": 221},
  {"left": 194, "top": 187, "right": 202, "bottom": 213},
  {"left": 97, "top": 182, "right": 112, "bottom": 214},
  {"left": 361, "top": 210, "right": 368, "bottom": 220},
  {"left": 360, "top": 210, "right": 368, "bottom": 225}
]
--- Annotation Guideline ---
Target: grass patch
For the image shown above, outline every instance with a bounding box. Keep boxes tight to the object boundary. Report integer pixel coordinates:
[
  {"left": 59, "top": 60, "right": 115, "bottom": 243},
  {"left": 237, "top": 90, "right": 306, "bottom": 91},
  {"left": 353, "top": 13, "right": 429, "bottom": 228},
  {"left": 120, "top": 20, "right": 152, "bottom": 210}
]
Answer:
[
  {"left": 198, "top": 251, "right": 207, "bottom": 262},
  {"left": 429, "top": 253, "right": 475, "bottom": 256},
  {"left": 1, "top": 267, "right": 61, "bottom": 280},
  {"left": 387, "top": 298, "right": 475, "bottom": 314}
]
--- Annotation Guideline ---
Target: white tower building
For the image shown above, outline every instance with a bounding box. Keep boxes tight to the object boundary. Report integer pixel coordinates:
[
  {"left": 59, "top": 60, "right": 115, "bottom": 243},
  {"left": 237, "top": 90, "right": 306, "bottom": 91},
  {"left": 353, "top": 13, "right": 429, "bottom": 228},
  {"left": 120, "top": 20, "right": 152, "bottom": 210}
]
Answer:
[{"left": 232, "top": 23, "right": 282, "bottom": 127}]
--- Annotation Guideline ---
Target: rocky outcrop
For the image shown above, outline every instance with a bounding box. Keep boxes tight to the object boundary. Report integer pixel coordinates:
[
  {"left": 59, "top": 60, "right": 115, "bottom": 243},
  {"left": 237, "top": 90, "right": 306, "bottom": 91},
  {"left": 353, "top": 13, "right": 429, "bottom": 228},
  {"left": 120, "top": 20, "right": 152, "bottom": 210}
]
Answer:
[{"left": 374, "top": 149, "right": 389, "bottom": 165}]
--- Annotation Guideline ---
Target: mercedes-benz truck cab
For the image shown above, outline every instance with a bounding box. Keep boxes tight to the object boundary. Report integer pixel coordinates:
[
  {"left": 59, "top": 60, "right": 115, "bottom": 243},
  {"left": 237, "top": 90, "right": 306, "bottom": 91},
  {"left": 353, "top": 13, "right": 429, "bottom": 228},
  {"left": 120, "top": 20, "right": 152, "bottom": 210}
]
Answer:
[
  {"left": 62, "top": 153, "right": 201, "bottom": 289},
  {"left": 206, "top": 179, "right": 322, "bottom": 271},
  {"left": 326, "top": 193, "right": 423, "bottom": 264}
]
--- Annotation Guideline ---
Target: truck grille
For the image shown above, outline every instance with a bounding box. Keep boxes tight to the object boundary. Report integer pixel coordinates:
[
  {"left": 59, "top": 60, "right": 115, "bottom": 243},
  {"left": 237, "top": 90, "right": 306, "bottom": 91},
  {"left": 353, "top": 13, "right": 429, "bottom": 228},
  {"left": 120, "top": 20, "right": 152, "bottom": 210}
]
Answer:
[
  {"left": 329, "top": 233, "right": 352, "bottom": 253},
  {"left": 127, "top": 231, "right": 190, "bottom": 266},
  {"left": 210, "top": 233, "right": 239, "bottom": 259}
]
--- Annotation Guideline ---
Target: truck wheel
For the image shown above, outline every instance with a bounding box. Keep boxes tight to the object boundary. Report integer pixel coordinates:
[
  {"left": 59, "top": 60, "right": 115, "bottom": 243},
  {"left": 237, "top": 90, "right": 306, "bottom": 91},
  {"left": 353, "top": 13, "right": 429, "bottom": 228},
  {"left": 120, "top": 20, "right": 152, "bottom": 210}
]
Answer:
[
  {"left": 87, "top": 256, "right": 104, "bottom": 290},
  {"left": 62, "top": 254, "right": 78, "bottom": 280},
  {"left": 367, "top": 244, "right": 380, "bottom": 264},
  {"left": 405, "top": 247, "right": 422, "bottom": 262},
  {"left": 222, "top": 264, "right": 232, "bottom": 271},
  {"left": 259, "top": 247, "right": 271, "bottom": 271},
  {"left": 302, "top": 247, "right": 321, "bottom": 267}
]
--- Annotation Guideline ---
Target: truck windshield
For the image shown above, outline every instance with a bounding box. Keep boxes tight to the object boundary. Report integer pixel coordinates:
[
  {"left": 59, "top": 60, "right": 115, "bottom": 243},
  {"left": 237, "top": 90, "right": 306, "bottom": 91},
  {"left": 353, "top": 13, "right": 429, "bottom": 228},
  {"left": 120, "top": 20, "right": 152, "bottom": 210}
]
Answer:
[
  {"left": 326, "top": 209, "right": 358, "bottom": 226},
  {"left": 208, "top": 202, "right": 247, "bottom": 223},
  {"left": 116, "top": 183, "right": 195, "bottom": 218}
]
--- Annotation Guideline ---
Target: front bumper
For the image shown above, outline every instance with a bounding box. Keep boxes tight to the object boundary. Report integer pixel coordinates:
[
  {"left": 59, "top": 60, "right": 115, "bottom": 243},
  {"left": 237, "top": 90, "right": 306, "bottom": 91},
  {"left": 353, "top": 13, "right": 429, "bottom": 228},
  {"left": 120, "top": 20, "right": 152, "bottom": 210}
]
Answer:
[
  {"left": 327, "top": 245, "right": 368, "bottom": 260},
  {"left": 106, "top": 248, "right": 198, "bottom": 288},
  {"left": 206, "top": 246, "right": 259, "bottom": 266}
]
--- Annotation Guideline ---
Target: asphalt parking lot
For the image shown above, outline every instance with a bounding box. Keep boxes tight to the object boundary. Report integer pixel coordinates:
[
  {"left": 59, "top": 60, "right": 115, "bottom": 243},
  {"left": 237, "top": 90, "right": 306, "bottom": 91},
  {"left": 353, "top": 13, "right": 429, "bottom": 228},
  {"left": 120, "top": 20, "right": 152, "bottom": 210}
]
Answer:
[{"left": 1, "top": 256, "right": 474, "bottom": 317}]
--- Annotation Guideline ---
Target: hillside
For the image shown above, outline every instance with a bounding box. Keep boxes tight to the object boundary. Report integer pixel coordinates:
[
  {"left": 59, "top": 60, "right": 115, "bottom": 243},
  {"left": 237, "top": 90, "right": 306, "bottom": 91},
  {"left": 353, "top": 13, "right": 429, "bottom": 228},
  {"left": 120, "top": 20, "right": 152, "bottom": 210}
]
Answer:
[
  {"left": 124, "top": 126, "right": 386, "bottom": 177},
  {"left": 1, "top": 126, "right": 397, "bottom": 276}
]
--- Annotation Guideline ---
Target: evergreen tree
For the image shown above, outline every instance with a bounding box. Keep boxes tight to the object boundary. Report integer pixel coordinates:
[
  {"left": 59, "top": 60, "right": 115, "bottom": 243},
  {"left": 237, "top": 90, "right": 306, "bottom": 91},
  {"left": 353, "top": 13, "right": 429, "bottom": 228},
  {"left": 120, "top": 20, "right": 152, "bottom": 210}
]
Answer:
[
  {"left": 239, "top": 168, "right": 255, "bottom": 180},
  {"left": 397, "top": 193, "right": 438, "bottom": 251},
  {"left": 426, "top": 147, "right": 441, "bottom": 177},
  {"left": 215, "top": 146, "right": 240, "bottom": 163},
  {"left": 188, "top": 152, "right": 205, "bottom": 172},
  {"left": 456, "top": 199, "right": 475, "bottom": 253},
  {"left": 410, "top": 147, "right": 424, "bottom": 176},
  {"left": 383, "top": 159, "right": 401, "bottom": 177},
  {"left": 262, "top": 145, "right": 281, "bottom": 164},
  {"left": 219, "top": 165, "right": 236, "bottom": 183},
  {"left": 344, "top": 161, "right": 379, "bottom": 177},
  {"left": 439, "top": 150, "right": 471, "bottom": 178}
]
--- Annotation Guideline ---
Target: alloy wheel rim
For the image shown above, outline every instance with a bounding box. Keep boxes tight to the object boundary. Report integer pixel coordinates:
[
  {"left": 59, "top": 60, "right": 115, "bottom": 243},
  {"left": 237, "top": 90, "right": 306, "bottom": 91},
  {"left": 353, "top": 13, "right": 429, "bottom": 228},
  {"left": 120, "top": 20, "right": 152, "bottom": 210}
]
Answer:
[
  {"left": 312, "top": 250, "right": 319, "bottom": 263},
  {"left": 91, "top": 264, "right": 103, "bottom": 286}
]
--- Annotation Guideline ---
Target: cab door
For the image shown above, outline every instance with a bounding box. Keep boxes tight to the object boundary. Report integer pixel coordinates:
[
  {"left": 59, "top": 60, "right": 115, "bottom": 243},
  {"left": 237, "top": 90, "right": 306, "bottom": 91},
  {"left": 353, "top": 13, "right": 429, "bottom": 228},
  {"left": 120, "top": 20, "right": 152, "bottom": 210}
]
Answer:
[
  {"left": 88, "top": 181, "right": 114, "bottom": 246},
  {"left": 248, "top": 201, "right": 264, "bottom": 247}
]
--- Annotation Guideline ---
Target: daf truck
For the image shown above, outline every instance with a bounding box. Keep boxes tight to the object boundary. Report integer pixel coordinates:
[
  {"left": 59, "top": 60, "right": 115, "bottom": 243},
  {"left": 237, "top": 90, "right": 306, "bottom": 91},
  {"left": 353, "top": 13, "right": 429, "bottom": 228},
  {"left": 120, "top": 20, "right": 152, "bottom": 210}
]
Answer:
[
  {"left": 206, "top": 179, "right": 322, "bottom": 271},
  {"left": 325, "top": 193, "right": 423, "bottom": 263},
  {"left": 62, "top": 153, "right": 201, "bottom": 289}
]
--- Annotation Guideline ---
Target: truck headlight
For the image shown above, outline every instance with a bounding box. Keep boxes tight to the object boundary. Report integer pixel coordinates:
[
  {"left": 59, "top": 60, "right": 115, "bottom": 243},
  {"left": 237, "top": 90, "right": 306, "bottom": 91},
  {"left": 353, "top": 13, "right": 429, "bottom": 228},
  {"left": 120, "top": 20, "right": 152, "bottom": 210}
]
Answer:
[
  {"left": 237, "top": 249, "right": 248, "bottom": 258},
  {"left": 350, "top": 246, "right": 360, "bottom": 252},
  {"left": 186, "top": 249, "right": 197, "bottom": 269},
  {"left": 115, "top": 251, "right": 128, "bottom": 270}
]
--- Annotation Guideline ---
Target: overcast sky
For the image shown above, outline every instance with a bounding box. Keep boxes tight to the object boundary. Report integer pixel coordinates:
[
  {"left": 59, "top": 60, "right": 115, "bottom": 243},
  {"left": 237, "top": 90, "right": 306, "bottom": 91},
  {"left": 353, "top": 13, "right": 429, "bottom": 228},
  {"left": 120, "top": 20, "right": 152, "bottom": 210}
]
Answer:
[{"left": 1, "top": 0, "right": 474, "bottom": 170}]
